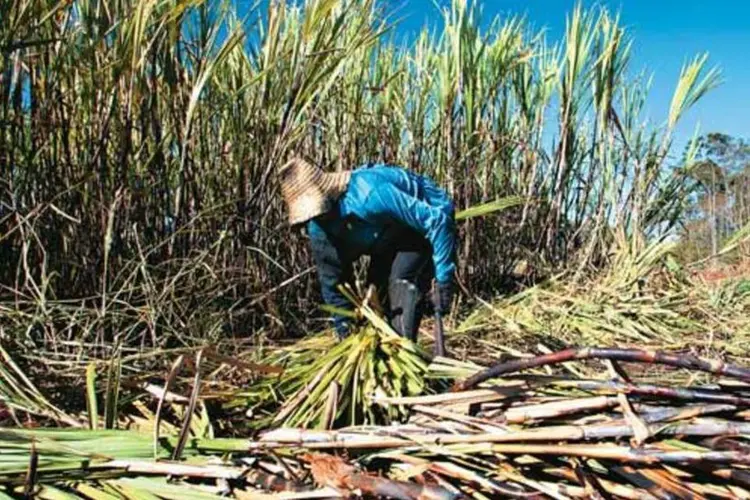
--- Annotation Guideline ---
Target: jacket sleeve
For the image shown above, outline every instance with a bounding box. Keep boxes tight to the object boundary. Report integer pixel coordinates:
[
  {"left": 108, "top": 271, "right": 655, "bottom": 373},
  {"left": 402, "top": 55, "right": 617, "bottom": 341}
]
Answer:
[
  {"left": 307, "top": 221, "right": 355, "bottom": 337},
  {"left": 360, "top": 185, "right": 456, "bottom": 283}
]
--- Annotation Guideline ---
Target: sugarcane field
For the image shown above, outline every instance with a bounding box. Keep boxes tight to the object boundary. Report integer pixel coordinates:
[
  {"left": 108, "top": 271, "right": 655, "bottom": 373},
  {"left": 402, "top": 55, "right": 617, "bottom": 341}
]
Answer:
[{"left": 3, "top": 0, "right": 750, "bottom": 498}]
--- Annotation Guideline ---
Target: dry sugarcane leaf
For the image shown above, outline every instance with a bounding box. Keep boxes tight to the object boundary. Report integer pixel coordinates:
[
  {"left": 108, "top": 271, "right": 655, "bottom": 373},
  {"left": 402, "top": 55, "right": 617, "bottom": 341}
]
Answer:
[
  {"left": 304, "top": 452, "right": 357, "bottom": 490},
  {"left": 172, "top": 350, "right": 203, "bottom": 461},
  {"left": 571, "top": 458, "right": 610, "bottom": 500},
  {"left": 23, "top": 442, "right": 38, "bottom": 498},
  {"left": 203, "top": 348, "right": 283, "bottom": 375},
  {"left": 155, "top": 354, "right": 185, "bottom": 458},
  {"left": 636, "top": 466, "right": 709, "bottom": 500},
  {"left": 322, "top": 382, "right": 339, "bottom": 430},
  {"left": 611, "top": 465, "right": 679, "bottom": 499},
  {"left": 375, "top": 386, "right": 526, "bottom": 406},
  {"left": 303, "top": 453, "right": 458, "bottom": 500},
  {"left": 544, "top": 466, "right": 655, "bottom": 500},
  {"left": 412, "top": 405, "right": 506, "bottom": 432},
  {"left": 235, "top": 487, "right": 345, "bottom": 499}
]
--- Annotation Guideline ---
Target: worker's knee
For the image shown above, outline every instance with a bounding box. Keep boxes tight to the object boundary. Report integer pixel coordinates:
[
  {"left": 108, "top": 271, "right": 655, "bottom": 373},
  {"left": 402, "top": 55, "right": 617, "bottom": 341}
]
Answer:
[{"left": 387, "top": 278, "right": 424, "bottom": 341}]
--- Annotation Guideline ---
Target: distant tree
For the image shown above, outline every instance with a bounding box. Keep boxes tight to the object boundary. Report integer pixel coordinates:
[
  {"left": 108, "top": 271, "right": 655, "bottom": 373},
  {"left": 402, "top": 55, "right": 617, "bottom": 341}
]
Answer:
[{"left": 680, "top": 133, "right": 750, "bottom": 260}]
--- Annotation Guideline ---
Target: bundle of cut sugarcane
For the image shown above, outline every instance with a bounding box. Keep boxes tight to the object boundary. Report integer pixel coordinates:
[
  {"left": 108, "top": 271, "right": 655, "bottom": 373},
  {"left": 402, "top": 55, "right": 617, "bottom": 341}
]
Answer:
[{"left": 233, "top": 295, "right": 432, "bottom": 429}]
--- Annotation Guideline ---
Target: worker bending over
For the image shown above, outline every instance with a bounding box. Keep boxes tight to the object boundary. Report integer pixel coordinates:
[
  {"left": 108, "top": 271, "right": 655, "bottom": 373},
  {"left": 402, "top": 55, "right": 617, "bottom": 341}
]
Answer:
[{"left": 279, "top": 156, "right": 456, "bottom": 343}]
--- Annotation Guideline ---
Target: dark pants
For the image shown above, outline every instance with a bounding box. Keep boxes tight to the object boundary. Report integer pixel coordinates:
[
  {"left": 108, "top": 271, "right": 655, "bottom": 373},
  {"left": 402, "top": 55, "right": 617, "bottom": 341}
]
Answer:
[
  {"left": 368, "top": 232, "right": 433, "bottom": 340},
  {"left": 309, "top": 225, "right": 432, "bottom": 339},
  {"left": 368, "top": 237, "right": 431, "bottom": 295}
]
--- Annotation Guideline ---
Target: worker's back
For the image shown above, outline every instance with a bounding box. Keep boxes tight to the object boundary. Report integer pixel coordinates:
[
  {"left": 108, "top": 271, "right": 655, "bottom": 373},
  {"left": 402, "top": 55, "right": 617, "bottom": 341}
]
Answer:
[
  {"left": 307, "top": 163, "right": 455, "bottom": 288},
  {"left": 342, "top": 164, "right": 454, "bottom": 219}
]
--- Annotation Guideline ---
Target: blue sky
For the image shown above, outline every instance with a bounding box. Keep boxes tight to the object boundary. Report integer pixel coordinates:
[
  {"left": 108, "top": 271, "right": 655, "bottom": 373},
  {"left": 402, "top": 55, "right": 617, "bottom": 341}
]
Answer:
[{"left": 385, "top": 0, "right": 750, "bottom": 149}]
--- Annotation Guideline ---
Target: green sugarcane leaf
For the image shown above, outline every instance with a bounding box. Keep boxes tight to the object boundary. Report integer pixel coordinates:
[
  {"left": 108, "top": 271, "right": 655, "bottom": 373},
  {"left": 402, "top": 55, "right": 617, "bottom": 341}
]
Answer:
[
  {"left": 455, "top": 196, "right": 526, "bottom": 221},
  {"left": 85, "top": 362, "right": 98, "bottom": 430},
  {"left": 104, "top": 353, "right": 122, "bottom": 430}
]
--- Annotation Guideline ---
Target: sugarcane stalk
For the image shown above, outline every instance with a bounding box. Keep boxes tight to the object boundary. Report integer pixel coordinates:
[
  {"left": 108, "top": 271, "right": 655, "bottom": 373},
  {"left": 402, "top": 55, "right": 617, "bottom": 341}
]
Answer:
[
  {"left": 471, "top": 420, "right": 750, "bottom": 444},
  {"left": 549, "top": 378, "right": 750, "bottom": 406},
  {"left": 701, "top": 435, "right": 750, "bottom": 453},
  {"left": 413, "top": 405, "right": 506, "bottom": 432},
  {"left": 100, "top": 460, "right": 247, "bottom": 480},
  {"left": 248, "top": 419, "right": 750, "bottom": 450},
  {"left": 544, "top": 467, "right": 655, "bottom": 500},
  {"left": 489, "top": 443, "right": 750, "bottom": 464},
  {"left": 501, "top": 395, "right": 619, "bottom": 424},
  {"left": 454, "top": 347, "right": 750, "bottom": 392},
  {"left": 635, "top": 403, "right": 737, "bottom": 423},
  {"left": 373, "top": 385, "right": 527, "bottom": 406}
]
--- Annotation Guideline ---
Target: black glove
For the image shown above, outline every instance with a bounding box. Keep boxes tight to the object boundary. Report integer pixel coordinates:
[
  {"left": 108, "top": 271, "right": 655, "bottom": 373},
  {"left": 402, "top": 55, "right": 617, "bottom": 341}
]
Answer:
[
  {"left": 433, "top": 281, "right": 453, "bottom": 316},
  {"left": 334, "top": 319, "right": 353, "bottom": 341}
]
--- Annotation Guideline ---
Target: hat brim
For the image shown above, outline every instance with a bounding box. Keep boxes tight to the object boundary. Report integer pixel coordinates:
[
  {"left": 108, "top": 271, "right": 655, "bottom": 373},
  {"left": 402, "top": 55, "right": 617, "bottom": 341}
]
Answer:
[
  {"left": 281, "top": 169, "right": 352, "bottom": 225},
  {"left": 287, "top": 191, "right": 333, "bottom": 226}
]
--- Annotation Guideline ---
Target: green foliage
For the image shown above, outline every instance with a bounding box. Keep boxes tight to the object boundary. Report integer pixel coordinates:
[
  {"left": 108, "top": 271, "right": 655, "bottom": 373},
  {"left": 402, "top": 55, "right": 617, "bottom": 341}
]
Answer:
[
  {"left": 234, "top": 297, "right": 432, "bottom": 429},
  {"left": 0, "top": 0, "right": 719, "bottom": 348},
  {"left": 455, "top": 196, "right": 525, "bottom": 221},
  {"left": 458, "top": 237, "right": 750, "bottom": 363}
]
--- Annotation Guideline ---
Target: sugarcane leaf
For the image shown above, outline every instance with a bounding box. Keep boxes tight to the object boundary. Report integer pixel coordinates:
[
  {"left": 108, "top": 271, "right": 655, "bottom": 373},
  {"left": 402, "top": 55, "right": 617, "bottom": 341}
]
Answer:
[
  {"left": 319, "top": 304, "right": 358, "bottom": 320},
  {"left": 155, "top": 355, "right": 185, "bottom": 458},
  {"left": 172, "top": 350, "right": 204, "bottom": 461},
  {"left": 34, "top": 485, "right": 81, "bottom": 500},
  {"left": 104, "top": 352, "right": 122, "bottom": 430},
  {"left": 111, "top": 477, "right": 222, "bottom": 499},
  {"left": 72, "top": 482, "right": 120, "bottom": 500},
  {"left": 455, "top": 196, "right": 526, "bottom": 221},
  {"left": 86, "top": 362, "right": 99, "bottom": 430},
  {"left": 714, "top": 219, "right": 750, "bottom": 259}
]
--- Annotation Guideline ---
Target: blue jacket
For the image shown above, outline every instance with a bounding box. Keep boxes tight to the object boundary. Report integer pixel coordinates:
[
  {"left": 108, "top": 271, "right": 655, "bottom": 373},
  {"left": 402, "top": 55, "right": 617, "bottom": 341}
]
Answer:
[{"left": 307, "top": 164, "right": 456, "bottom": 334}]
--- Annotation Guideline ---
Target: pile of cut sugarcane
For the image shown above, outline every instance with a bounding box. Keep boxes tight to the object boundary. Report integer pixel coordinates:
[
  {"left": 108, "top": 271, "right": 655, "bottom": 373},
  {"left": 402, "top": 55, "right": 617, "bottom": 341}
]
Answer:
[
  {"left": 236, "top": 347, "right": 750, "bottom": 499},
  {"left": 6, "top": 346, "right": 750, "bottom": 498}
]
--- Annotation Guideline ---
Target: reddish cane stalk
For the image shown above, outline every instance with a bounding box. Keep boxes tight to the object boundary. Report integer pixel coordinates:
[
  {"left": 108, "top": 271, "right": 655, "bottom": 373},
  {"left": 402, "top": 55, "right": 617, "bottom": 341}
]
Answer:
[{"left": 453, "top": 347, "right": 750, "bottom": 392}]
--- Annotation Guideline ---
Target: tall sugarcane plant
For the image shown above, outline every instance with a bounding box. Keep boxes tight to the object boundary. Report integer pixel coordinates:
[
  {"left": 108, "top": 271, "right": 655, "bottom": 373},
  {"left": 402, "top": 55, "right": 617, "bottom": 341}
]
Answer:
[{"left": 1, "top": 0, "right": 720, "bottom": 345}]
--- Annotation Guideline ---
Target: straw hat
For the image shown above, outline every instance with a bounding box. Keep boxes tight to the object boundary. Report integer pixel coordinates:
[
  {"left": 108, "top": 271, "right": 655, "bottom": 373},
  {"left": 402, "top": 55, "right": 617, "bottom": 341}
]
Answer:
[{"left": 279, "top": 156, "right": 352, "bottom": 226}]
